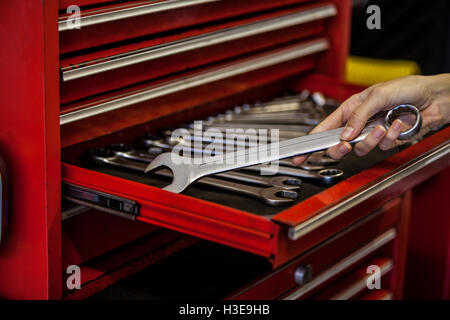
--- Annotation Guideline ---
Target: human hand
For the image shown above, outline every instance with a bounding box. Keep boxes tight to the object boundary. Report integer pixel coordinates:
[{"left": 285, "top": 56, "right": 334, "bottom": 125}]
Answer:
[{"left": 293, "top": 74, "right": 450, "bottom": 165}]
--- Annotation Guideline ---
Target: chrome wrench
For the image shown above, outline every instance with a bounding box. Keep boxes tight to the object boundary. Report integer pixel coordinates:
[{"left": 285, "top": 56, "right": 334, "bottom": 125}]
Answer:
[
  {"left": 146, "top": 105, "right": 422, "bottom": 193},
  {"left": 90, "top": 148, "right": 298, "bottom": 206},
  {"left": 141, "top": 133, "right": 327, "bottom": 170},
  {"left": 109, "top": 143, "right": 302, "bottom": 189},
  {"left": 155, "top": 130, "right": 338, "bottom": 167}
]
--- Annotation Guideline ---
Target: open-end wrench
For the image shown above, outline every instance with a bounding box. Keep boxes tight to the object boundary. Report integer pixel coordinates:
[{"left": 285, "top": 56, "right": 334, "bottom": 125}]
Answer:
[
  {"left": 141, "top": 135, "right": 342, "bottom": 182},
  {"left": 209, "top": 113, "right": 321, "bottom": 126},
  {"left": 109, "top": 143, "right": 302, "bottom": 189},
  {"left": 145, "top": 105, "right": 422, "bottom": 193},
  {"left": 155, "top": 129, "right": 338, "bottom": 167},
  {"left": 90, "top": 148, "right": 298, "bottom": 206},
  {"left": 141, "top": 133, "right": 327, "bottom": 170},
  {"left": 186, "top": 122, "right": 314, "bottom": 134}
]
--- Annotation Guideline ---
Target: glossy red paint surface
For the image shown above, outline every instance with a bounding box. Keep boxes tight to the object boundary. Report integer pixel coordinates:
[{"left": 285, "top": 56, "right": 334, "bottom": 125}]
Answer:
[
  {"left": 61, "top": 74, "right": 450, "bottom": 270},
  {"left": 0, "top": 1, "right": 61, "bottom": 299},
  {"left": 59, "top": 0, "right": 316, "bottom": 54},
  {"left": 0, "top": 0, "right": 447, "bottom": 300}
]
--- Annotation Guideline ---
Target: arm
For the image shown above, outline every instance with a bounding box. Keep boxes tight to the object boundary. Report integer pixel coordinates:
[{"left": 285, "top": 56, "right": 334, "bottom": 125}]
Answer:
[{"left": 293, "top": 74, "right": 450, "bottom": 165}]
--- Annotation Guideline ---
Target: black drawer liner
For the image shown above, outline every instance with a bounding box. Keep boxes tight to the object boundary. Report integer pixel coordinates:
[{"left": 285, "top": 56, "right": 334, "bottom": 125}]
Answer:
[{"left": 77, "top": 146, "right": 401, "bottom": 218}]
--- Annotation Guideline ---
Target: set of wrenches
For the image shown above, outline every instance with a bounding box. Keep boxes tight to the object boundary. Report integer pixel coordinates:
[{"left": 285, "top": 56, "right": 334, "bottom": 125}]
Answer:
[
  {"left": 88, "top": 91, "right": 422, "bottom": 206},
  {"left": 89, "top": 92, "right": 347, "bottom": 206}
]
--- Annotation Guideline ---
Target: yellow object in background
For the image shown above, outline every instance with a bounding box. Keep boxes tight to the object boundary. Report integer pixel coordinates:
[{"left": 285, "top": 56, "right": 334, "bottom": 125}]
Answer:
[{"left": 346, "top": 56, "right": 421, "bottom": 86}]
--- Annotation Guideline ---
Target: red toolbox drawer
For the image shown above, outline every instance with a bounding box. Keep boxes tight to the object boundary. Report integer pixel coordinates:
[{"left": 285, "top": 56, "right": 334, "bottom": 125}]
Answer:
[
  {"left": 58, "top": 0, "right": 320, "bottom": 54},
  {"left": 1, "top": 0, "right": 448, "bottom": 300},
  {"left": 60, "top": 73, "right": 450, "bottom": 269}
]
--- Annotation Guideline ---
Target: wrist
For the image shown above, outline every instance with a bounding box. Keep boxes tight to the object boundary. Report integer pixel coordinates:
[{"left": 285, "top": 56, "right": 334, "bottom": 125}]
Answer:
[{"left": 429, "top": 73, "right": 450, "bottom": 98}]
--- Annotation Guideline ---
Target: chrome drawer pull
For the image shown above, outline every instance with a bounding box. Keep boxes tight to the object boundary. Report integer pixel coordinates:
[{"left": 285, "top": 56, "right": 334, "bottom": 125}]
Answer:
[
  {"left": 60, "top": 39, "right": 329, "bottom": 125},
  {"left": 288, "top": 142, "right": 450, "bottom": 241},
  {"left": 330, "top": 259, "right": 393, "bottom": 300},
  {"left": 58, "top": 0, "right": 220, "bottom": 32},
  {"left": 284, "top": 228, "right": 396, "bottom": 300},
  {"left": 61, "top": 5, "right": 337, "bottom": 81}
]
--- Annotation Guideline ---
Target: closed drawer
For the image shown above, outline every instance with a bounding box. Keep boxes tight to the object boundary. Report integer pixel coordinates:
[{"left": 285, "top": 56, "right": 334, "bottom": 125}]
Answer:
[
  {"left": 58, "top": 0, "right": 316, "bottom": 54},
  {"left": 60, "top": 39, "right": 328, "bottom": 145},
  {"left": 308, "top": 256, "right": 393, "bottom": 300},
  {"left": 60, "top": 3, "right": 337, "bottom": 104},
  {"left": 229, "top": 206, "right": 398, "bottom": 300}
]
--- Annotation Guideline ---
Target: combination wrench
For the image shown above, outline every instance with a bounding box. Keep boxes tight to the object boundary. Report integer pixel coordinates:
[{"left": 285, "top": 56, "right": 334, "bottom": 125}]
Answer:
[
  {"left": 149, "top": 130, "right": 338, "bottom": 167},
  {"left": 145, "top": 105, "right": 422, "bottom": 193},
  {"left": 140, "top": 133, "right": 331, "bottom": 170},
  {"left": 108, "top": 143, "right": 302, "bottom": 189},
  {"left": 90, "top": 147, "right": 299, "bottom": 206}
]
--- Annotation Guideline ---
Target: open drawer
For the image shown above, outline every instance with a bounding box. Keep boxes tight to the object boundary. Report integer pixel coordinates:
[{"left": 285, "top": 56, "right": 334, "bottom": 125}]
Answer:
[{"left": 61, "top": 73, "right": 450, "bottom": 268}]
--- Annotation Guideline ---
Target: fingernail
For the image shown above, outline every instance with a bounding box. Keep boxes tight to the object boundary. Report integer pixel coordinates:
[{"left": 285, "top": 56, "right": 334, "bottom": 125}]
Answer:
[
  {"left": 341, "top": 126, "right": 354, "bottom": 140},
  {"left": 374, "top": 126, "right": 386, "bottom": 139},
  {"left": 392, "top": 120, "right": 402, "bottom": 131},
  {"left": 339, "top": 143, "right": 351, "bottom": 155}
]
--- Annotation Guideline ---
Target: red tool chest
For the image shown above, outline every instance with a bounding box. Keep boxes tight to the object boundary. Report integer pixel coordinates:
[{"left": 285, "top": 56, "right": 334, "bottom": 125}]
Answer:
[{"left": 0, "top": 0, "right": 448, "bottom": 300}]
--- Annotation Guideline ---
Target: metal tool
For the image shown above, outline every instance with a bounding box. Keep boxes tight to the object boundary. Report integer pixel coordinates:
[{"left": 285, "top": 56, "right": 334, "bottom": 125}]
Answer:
[
  {"left": 109, "top": 143, "right": 302, "bottom": 189},
  {"left": 146, "top": 104, "right": 422, "bottom": 193},
  {"left": 247, "top": 165, "right": 343, "bottom": 184},
  {"left": 159, "top": 129, "right": 338, "bottom": 167},
  {"left": 208, "top": 113, "right": 321, "bottom": 126},
  {"left": 186, "top": 121, "right": 314, "bottom": 134},
  {"left": 90, "top": 148, "right": 299, "bottom": 206},
  {"left": 141, "top": 133, "right": 328, "bottom": 170}
]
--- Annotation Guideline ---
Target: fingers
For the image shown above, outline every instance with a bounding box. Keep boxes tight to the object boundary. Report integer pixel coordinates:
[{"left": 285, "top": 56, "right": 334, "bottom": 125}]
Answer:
[
  {"left": 353, "top": 125, "right": 387, "bottom": 156},
  {"left": 341, "top": 88, "right": 388, "bottom": 140},
  {"left": 309, "top": 92, "right": 366, "bottom": 135},
  {"left": 379, "top": 119, "right": 403, "bottom": 150},
  {"left": 292, "top": 155, "right": 308, "bottom": 166},
  {"left": 326, "top": 141, "right": 352, "bottom": 160}
]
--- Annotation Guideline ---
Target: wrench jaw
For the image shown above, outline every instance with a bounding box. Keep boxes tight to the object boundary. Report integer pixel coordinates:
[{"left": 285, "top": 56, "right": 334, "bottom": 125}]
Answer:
[
  {"left": 268, "top": 176, "right": 302, "bottom": 190},
  {"left": 144, "top": 153, "right": 194, "bottom": 194},
  {"left": 90, "top": 148, "right": 117, "bottom": 167},
  {"left": 260, "top": 187, "right": 299, "bottom": 207}
]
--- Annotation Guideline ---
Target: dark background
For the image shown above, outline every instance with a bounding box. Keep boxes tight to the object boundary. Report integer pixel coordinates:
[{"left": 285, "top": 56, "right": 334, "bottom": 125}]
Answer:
[{"left": 351, "top": 0, "right": 450, "bottom": 75}]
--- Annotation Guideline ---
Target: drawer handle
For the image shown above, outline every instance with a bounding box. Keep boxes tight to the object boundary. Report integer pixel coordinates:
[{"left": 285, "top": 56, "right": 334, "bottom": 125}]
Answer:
[
  {"left": 330, "top": 259, "right": 393, "bottom": 300},
  {"left": 285, "top": 228, "right": 396, "bottom": 300},
  {"left": 288, "top": 142, "right": 450, "bottom": 241},
  {"left": 60, "top": 5, "right": 337, "bottom": 82},
  {"left": 60, "top": 39, "right": 329, "bottom": 125},
  {"left": 294, "top": 264, "right": 313, "bottom": 286},
  {"left": 59, "top": 0, "right": 220, "bottom": 32}
]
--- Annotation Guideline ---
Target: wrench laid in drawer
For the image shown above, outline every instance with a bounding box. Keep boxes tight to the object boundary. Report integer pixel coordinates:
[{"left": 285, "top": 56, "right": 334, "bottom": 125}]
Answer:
[
  {"left": 90, "top": 148, "right": 299, "bottom": 206},
  {"left": 145, "top": 105, "right": 422, "bottom": 193}
]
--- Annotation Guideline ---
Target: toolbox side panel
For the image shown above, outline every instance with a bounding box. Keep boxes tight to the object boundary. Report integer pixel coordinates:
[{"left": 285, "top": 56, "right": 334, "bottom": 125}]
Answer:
[{"left": 0, "top": 1, "right": 61, "bottom": 299}]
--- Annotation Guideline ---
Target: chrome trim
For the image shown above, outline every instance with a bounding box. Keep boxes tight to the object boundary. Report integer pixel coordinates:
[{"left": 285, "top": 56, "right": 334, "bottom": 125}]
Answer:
[
  {"left": 60, "top": 39, "right": 329, "bottom": 125},
  {"left": 330, "top": 260, "right": 393, "bottom": 300},
  {"left": 284, "top": 229, "right": 396, "bottom": 300},
  {"left": 289, "top": 142, "right": 450, "bottom": 241},
  {"left": 61, "top": 5, "right": 337, "bottom": 81},
  {"left": 59, "top": 0, "right": 220, "bottom": 32},
  {"left": 61, "top": 205, "right": 90, "bottom": 221}
]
